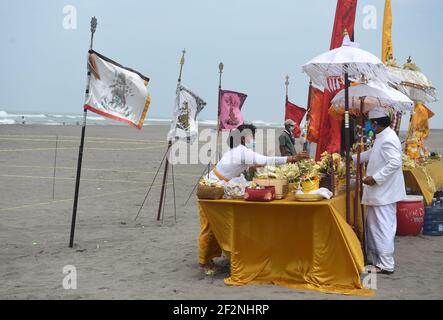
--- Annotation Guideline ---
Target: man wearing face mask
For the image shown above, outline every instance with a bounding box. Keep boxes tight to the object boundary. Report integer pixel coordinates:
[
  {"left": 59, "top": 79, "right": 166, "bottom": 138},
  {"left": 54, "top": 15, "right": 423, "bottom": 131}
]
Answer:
[
  {"left": 353, "top": 107, "right": 406, "bottom": 275},
  {"left": 199, "top": 123, "right": 309, "bottom": 272},
  {"left": 279, "top": 119, "right": 298, "bottom": 156},
  {"left": 206, "top": 123, "right": 308, "bottom": 184}
]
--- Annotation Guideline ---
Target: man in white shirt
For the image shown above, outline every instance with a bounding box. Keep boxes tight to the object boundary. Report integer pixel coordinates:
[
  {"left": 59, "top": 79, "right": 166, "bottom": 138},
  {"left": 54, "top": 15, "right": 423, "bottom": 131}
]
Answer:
[
  {"left": 200, "top": 124, "right": 309, "bottom": 272},
  {"left": 354, "top": 107, "right": 406, "bottom": 274}
]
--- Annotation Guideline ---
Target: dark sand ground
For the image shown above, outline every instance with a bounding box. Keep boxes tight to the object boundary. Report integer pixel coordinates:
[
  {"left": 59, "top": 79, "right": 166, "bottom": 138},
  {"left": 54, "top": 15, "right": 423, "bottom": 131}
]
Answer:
[{"left": 1, "top": 124, "right": 442, "bottom": 299}]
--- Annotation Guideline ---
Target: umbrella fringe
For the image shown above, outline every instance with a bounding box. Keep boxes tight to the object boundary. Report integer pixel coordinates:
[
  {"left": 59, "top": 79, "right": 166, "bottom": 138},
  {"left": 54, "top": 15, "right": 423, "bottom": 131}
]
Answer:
[{"left": 303, "top": 63, "right": 400, "bottom": 92}]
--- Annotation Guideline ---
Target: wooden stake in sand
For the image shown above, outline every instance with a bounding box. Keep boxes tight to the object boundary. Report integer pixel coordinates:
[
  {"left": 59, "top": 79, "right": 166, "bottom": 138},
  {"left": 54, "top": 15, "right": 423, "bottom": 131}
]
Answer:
[
  {"left": 136, "top": 50, "right": 186, "bottom": 222},
  {"left": 52, "top": 135, "right": 58, "bottom": 200},
  {"left": 69, "top": 17, "right": 97, "bottom": 248}
]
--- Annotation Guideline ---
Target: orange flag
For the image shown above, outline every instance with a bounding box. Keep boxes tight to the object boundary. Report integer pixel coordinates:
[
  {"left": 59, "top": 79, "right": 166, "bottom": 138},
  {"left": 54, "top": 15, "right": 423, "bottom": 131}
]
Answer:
[
  {"left": 306, "top": 86, "right": 324, "bottom": 143},
  {"left": 411, "top": 103, "right": 434, "bottom": 140}
]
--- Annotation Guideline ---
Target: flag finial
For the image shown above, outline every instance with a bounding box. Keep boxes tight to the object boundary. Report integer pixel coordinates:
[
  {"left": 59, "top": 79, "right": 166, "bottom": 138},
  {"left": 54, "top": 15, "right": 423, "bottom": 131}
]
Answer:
[
  {"left": 178, "top": 49, "right": 186, "bottom": 83},
  {"left": 218, "top": 62, "right": 224, "bottom": 89},
  {"left": 285, "top": 75, "right": 289, "bottom": 97},
  {"left": 89, "top": 17, "right": 98, "bottom": 50},
  {"left": 180, "top": 49, "right": 186, "bottom": 65}
]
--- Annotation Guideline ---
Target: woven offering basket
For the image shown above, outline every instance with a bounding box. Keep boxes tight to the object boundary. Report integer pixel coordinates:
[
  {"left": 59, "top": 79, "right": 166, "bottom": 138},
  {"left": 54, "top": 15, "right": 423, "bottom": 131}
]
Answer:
[{"left": 197, "top": 184, "right": 225, "bottom": 200}]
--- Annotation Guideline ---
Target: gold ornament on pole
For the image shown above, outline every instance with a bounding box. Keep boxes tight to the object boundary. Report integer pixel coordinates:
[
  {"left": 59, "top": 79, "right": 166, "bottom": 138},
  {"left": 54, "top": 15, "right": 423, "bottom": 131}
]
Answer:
[{"left": 285, "top": 75, "right": 289, "bottom": 98}]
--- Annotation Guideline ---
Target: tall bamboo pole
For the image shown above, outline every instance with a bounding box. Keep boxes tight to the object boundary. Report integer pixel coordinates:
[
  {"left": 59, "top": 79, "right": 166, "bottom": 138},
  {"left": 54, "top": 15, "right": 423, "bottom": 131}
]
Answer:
[
  {"left": 216, "top": 62, "right": 224, "bottom": 160},
  {"left": 303, "top": 81, "right": 313, "bottom": 152},
  {"left": 156, "top": 49, "right": 186, "bottom": 221},
  {"left": 69, "top": 16, "right": 97, "bottom": 248}
]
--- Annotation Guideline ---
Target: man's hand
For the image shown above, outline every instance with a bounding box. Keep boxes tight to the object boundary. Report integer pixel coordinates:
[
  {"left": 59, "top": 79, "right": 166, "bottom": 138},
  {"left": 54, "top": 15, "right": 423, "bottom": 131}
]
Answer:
[
  {"left": 287, "top": 152, "right": 310, "bottom": 163},
  {"left": 363, "top": 176, "right": 376, "bottom": 186},
  {"left": 295, "top": 151, "right": 310, "bottom": 161}
]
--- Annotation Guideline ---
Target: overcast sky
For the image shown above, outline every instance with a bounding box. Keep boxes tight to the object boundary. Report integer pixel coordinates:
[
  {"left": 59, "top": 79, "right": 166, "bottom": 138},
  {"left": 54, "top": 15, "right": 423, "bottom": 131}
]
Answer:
[{"left": 1, "top": 0, "right": 442, "bottom": 129}]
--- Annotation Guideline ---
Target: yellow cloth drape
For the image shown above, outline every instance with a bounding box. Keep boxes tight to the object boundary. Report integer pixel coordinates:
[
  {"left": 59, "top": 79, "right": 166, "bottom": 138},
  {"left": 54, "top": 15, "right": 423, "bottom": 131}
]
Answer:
[
  {"left": 410, "top": 103, "right": 434, "bottom": 140},
  {"left": 403, "top": 160, "right": 443, "bottom": 205},
  {"left": 198, "top": 193, "right": 373, "bottom": 296},
  {"left": 382, "top": 0, "right": 393, "bottom": 63}
]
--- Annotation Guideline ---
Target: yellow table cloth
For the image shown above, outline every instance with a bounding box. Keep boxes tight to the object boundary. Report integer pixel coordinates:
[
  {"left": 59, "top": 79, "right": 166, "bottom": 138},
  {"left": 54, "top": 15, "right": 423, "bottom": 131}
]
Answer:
[
  {"left": 198, "top": 193, "right": 373, "bottom": 296},
  {"left": 403, "top": 159, "right": 443, "bottom": 205}
]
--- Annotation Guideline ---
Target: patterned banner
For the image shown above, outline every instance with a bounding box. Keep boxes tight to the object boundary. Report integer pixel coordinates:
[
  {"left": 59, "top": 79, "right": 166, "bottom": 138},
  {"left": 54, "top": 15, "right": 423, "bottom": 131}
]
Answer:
[
  {"left": 218, "top": 89, "right": 247, "bottom": 130},
  {"left": 84, "top": 50, "right": 151, "bottom": 129},
  {"left": 167, "top": 84, "right": 206, "bottom": 143}
]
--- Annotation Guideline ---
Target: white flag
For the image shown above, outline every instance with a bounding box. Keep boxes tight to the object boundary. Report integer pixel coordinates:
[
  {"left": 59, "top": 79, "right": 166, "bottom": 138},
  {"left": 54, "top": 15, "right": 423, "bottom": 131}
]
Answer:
[
  {"left": 85, "top": 51, "right": 151, "bottom": 129},
  {"left": 167, "top": 84, "right": 206, "bottom": 143}
]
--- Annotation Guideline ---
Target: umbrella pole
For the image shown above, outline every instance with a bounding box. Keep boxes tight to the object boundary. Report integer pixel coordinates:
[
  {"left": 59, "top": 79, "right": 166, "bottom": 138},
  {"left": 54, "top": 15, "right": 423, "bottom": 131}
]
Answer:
[
  {"left": 355, "top": 98, "right": 366, "bottom": 250},
  {"left": 303, "top": 81, "right": 313, "bottom": 152},
  {"left": 404, "top": 109, "right": 414, "bottom": 152},
  {"left": 359, "top": 101, "right": 367, "bottom": 260},
  {"left": 354, "top": 98, "right": 363, "bottom": 234},
  {"left": 344, "top": 71, "right": 351, "bottom": 225}
]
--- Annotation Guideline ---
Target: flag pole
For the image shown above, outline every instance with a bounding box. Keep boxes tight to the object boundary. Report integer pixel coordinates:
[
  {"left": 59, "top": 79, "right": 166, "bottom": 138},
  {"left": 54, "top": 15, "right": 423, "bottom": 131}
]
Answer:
[
  {"left": 285, "top": 75, "right": 289, "bottom": 100},
  {"left": 344, "top": 67, "right": 351, "bottom": 226},
  {"left": 69, "top": 16, "right": 97, "bottom": 248},
  {"left": 156, "top": 49, "right": 186, "bottom": 221},
  {"left": 357, "top": 96, "right": 367, "bottom": 259},
  {"left": 303, "top": 81, "right": 313, "bottom": 152},
  {"left": 216, "top": 62, "right": 224, "bottom": 160},
  {"left": 354, "top": 97, "right": 365, "bottom": 237}
]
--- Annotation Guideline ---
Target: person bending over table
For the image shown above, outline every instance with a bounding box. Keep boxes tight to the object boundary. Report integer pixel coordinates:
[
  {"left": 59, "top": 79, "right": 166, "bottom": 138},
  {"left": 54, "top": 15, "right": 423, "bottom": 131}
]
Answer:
[{"left": 199, "top": 123, "right": 309, "bottom": 273}]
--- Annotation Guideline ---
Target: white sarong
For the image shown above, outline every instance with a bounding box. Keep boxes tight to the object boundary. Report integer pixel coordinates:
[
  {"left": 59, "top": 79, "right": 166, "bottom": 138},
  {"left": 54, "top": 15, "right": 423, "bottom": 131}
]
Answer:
[{"left": 366, "top": 203, "right": 397, "bottom": 272}]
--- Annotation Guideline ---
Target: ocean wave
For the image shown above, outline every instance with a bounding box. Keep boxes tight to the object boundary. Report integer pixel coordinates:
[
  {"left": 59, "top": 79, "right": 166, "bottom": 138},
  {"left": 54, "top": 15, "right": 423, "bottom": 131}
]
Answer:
[
  {"left": 0, "top": 119, "right": 16, "bottom": 124},
  {"left": 146, "top": 118, "right": 171, "bottom": 122},
  {"left": 198, "top": 120, "right": 217, "bottom": 126},
  {"left": 87, "top": 116, "right": 106, "bottom": 121},
  {"left": 7, "top": 113, "right": 47, "bottom": 118}
]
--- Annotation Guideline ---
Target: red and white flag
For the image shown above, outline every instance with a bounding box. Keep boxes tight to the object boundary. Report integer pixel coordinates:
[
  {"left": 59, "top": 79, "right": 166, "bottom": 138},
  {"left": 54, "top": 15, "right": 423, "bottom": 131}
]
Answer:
[{"left": 85, "top": 50, "right": 151, "bottom": 129}]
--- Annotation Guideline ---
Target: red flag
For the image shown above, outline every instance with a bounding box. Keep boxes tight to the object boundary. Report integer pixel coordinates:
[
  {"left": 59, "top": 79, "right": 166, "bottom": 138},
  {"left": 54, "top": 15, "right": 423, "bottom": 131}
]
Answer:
[
  {"left": 218, "top": 89, "right": 247, "bottom": 130},
  {"left": 330, "top": 0, "right": 357, "bottom": 48},
  {"left": 285, "top": 98, "right": 306, "bottom": 138},
  {"left": 315, "top": 0, "right": 357, "bottom": 160}
]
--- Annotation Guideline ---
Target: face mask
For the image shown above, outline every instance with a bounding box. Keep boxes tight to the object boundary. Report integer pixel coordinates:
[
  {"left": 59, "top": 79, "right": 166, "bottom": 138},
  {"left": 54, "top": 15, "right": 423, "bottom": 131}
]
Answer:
[{"left": 245, "top": 140, "right": 256, "bottom": 150}]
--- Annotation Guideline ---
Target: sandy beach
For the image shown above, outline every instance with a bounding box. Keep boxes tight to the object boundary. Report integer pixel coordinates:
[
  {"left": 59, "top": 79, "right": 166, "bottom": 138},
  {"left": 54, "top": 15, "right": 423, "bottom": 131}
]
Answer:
[{"left": 1, "top": 124, "right": 442, "bottom": 300}]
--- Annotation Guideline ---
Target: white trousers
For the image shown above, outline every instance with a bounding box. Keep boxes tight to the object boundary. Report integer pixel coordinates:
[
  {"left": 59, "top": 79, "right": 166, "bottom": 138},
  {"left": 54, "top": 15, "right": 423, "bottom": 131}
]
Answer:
[{"left": 366, "top": 203, "right": 397, "bottom": 272}]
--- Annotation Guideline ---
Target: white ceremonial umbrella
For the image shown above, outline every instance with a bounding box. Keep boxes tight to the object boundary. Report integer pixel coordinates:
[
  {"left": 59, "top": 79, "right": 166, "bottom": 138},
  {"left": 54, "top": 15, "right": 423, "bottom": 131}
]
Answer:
[
  {"left": 301, "top": 33, "right": 399, "bottom": 227},
  {"left": 302, "top": 36, "right": 399, "bottom": 92},
  {"left": 331, "top": 81, "right": 414, "bottom": 114},
  {"left": 387, "top": 57, "right": 438, "bottom": 104},
  {"left": 386, "top": 57, "right": 438, "bottom": 149}
]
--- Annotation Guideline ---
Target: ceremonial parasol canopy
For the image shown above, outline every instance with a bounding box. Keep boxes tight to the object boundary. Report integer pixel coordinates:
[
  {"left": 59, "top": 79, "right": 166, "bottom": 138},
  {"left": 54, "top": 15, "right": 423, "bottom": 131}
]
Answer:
[
  {"left": 387, "top": 57, "right": 438, "bottom": 104},
  {"left": 301, "top": 33, "right": 400, "bottom": 226},
  {"left": 331, "top": 81, "right": 414, "bottom": 115},
  {"left": 302, "top": 35, "right": 399, "bottom": 91}
]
